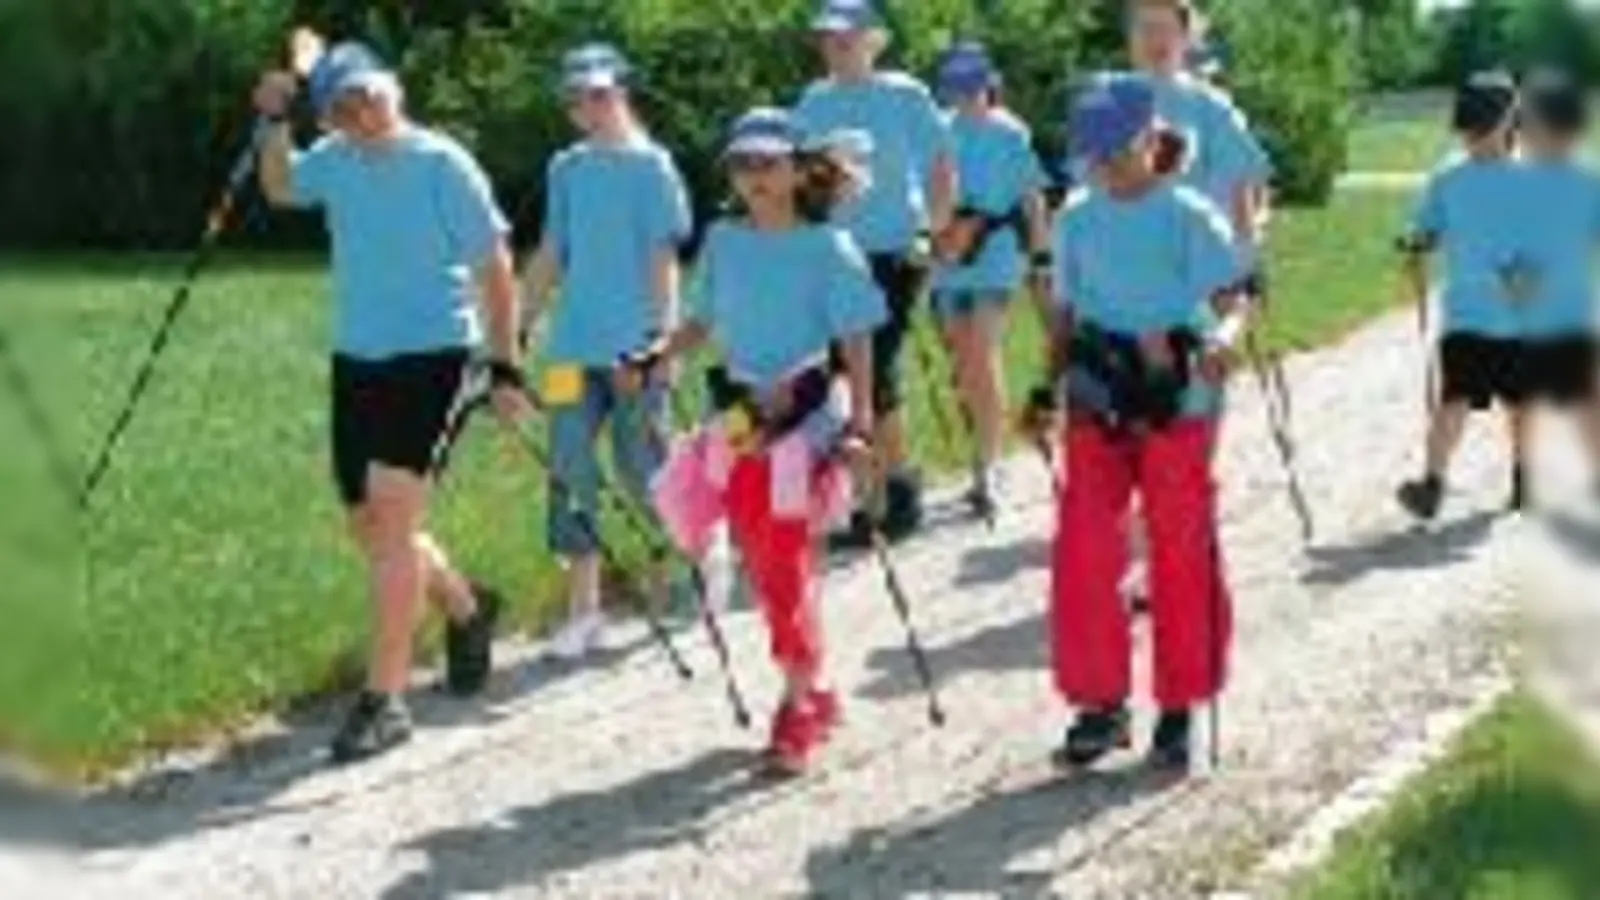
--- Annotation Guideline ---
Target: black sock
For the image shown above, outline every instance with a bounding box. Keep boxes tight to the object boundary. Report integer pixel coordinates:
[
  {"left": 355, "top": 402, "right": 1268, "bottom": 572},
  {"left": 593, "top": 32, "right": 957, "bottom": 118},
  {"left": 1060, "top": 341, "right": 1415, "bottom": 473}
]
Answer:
[{"left": 1422, "top": 472, "right": 1443, "bottom": 493}]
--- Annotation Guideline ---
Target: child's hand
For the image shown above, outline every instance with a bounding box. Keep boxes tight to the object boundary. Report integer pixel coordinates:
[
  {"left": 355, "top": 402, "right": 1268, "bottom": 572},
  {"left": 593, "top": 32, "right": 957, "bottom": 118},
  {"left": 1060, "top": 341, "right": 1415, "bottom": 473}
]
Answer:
[{"left": 1198, "top": 344, "right": 1238, "bottom": 384}]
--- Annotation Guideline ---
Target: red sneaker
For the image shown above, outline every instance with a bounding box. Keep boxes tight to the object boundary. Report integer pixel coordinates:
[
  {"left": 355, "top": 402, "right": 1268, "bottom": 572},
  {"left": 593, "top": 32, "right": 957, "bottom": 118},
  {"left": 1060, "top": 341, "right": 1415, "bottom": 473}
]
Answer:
[{"left": 763, "top": 691, "right": 838, "bottom": 775}]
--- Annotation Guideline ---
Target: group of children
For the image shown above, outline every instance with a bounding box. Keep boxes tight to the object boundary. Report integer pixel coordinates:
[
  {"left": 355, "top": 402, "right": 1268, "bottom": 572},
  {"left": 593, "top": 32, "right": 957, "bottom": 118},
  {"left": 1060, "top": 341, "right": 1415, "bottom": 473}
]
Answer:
[
  {"left": 1398, "top": 68, "right": 1600, "bottom": 522},
  {"left": 253, "top": 0, "right": 1290, "bottom": 776}
]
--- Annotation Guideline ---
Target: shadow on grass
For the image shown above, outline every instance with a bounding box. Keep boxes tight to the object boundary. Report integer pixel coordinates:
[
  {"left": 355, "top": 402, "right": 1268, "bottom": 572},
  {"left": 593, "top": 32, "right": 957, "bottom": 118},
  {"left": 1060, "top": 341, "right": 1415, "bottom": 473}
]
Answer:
[
  {"left": 1299, "top": 510, "right": 1498, "bottom": 589},
  {"left": 0, "top": 631, "right": 657, "bottom": 854},
  {"left": 380, "top": 746, "right": 770, "bottom": 900},
  {"left": 803, "top": 764, "right": 1196, "bottom": 896}
]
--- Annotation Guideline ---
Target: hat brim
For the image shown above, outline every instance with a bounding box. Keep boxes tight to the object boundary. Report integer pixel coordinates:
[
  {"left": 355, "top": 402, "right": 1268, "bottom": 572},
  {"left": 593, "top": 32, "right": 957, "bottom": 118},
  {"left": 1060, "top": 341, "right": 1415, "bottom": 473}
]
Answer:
[
  {"left": 724, "top": 135, "right": 797, "bottom": 157},
  {"left": 812, "top": 14, "right": 869, "bottom": 33},
  {"left": 317, "top": 69, "right": 394, "bottom": 116},
  {"left": 564, "top": 70, "right": 623, "bottom": 91}
]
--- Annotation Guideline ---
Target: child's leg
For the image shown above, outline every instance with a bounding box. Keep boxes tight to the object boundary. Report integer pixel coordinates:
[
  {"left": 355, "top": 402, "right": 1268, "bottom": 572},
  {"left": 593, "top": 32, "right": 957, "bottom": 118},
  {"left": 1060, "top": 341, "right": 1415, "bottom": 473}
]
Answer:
[
  {"left": 726, "top": 454, "right": 823, "bottom": 694},
  {"left": 1423, "top": 400, "right": 1472, "bottom": 479},
  {"left": 1138, "top": 419, "right": 1232, "bottom": 711},
  {"left": 1052, "top": 420, "right": 1136, "bottom": 707},
  {"left": 1505, "top": 402, "right": 1533, "bottom": 509},
  {"left": 545, "top": 373, "right": 609, "bottom": 653},
  {"left": 610, "top": 380, "right": 682, "bottom": 612}
]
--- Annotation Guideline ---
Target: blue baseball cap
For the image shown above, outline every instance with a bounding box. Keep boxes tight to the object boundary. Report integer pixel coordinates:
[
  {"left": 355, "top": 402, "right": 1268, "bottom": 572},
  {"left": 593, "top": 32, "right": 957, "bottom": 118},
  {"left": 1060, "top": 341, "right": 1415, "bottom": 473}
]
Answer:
[
  {"left": 812, "top": 0, "right": 883, "bottom": 33},
  {"left": 562, "top": 42, "right": 631, "bottom": 91},
  {"left": 1453, "top": 69, "right": 1517, "bottom": 135},
  {"left": 306, "top": 42, "right": 390, "bottom": 119},
  {"left": 936, "top": 41, "right": 998, "bottom": 98},
  {"left": 724, "top": 107, "right": 802, "bottom": 157},
  {"left": 1070, "top": 73, "right": 1158, "bottom": 164}
]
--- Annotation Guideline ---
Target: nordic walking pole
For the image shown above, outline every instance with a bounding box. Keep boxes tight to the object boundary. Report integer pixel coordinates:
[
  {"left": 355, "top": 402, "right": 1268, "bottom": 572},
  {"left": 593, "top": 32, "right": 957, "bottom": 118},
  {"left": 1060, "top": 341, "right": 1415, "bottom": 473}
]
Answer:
[
  {"left": 0, "top": 330, "right": 76, "bottom": 498},
  {"left": 1243, "top": 330, "right": 1314, "bottom": 542},
  {"left": 492, "top": 386, "right": 696, "bottom": 682},
  {"left": 78, "top": 28, "right": 326, "bottom": 510},
  {"left": 867, "top": 525, "right": 946, "bottom": 726}
]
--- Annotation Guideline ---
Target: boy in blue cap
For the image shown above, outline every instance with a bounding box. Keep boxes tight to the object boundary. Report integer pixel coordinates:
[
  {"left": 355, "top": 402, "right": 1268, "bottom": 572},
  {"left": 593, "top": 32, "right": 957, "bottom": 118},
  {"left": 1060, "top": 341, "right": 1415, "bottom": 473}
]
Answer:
[
  {"left": 1395, "top": 70, "right": 1531, "bottom": 519},
  {"left": 1041, "top": 73, "right": 1248, "bottom": 772},
  {"left": 624, "top": 107, "right": 884, "bottom": 775},
  {"left": 1508, "top": 68, "right": 1600, "bottom": 502},
  {"left": 520, "top": 43, "right": 694, "bottom": 659},
  {"left": 254, "top": 42, "right": 528, "bottom": 763},
  {"left": 795, "top": 0, "right": 958, "bottom": 546},
  {"left": 928, "top": 40, "right": 1054, "bottom": 519}
]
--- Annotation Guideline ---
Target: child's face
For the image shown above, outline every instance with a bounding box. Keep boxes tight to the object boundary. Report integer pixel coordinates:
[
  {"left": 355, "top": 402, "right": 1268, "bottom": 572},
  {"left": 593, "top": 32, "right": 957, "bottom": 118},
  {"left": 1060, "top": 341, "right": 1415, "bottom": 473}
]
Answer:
[
  {"left": 325, "top": 90, "right": 393, "bottom": 142},
  {"left": 566, "top": 87, "right": 624, "bottom": 133},
  {"left": 819, "top": 29, "right": 874, "bottom": 75},
  {"left": 1129, "top": 6, "right": 1189, "bottom": 72},
  {"left": 730, "top": 153, "right": 800, "bottom": 215},
  {"left": 1097, "top": 129, "right": 1159, "bottom": 186}
]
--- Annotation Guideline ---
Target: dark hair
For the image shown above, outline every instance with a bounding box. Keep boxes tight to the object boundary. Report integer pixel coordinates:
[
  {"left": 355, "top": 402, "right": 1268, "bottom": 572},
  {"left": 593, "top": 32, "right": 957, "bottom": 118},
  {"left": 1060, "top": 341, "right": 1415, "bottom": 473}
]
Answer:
[{"left": 721, "top": 149, "right": 860, "bottom": 224}]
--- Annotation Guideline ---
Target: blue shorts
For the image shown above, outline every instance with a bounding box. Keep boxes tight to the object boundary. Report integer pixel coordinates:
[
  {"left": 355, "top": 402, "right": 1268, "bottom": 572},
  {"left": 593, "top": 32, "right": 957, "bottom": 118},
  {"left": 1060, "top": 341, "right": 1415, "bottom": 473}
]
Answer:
[
  {"left": 931, "top": 289, "right": 1011, "bottom": 320},
  {"left": 544, "top": 367, "right": 667, "bottom": 556}
]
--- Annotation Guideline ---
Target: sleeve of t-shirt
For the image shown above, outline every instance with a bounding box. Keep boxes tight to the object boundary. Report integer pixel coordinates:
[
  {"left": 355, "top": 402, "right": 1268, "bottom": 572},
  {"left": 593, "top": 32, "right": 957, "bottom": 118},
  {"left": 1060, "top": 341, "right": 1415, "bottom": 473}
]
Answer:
[
  {"left": 822, "top": 229, "right": 889, "bottom": 339},
  {"left": 541, "top": 155, "right": 570, "bottom": 261},
  {"left": 1410, "top": 172, "right": 1448, "bottom": 241},
  {"left": 287, "top": 137, "right": 339, "bottom": 209},
  {"left": 1205, "top": 94, "right": 1272, "bottom": 188},
  {"left": 1051, "top": 206, "right": 1081, "bottom": 310},
  {"left": 434, "top": 143, "right": 510, "bottom": 264},
  {"left": 643, "top": 151, "right": 693, "bottom": 248},
  {"left": 1181, "top": 194, "right": 1244, "bottom": 304},
  {"left": 1011, "top": 131, "right": 1048, "bottom": 199},
  {"left": 686, "top": 225, "right": 721, "bottom": 328},
  {"left": 907, "top": 81, "right": 956, "bottom": 180}
]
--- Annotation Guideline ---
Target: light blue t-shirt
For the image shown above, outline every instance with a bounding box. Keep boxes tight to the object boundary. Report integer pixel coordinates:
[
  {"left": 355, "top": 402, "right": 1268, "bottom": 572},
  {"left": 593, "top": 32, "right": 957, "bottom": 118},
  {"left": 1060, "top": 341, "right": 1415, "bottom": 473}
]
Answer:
[
  {"left": 541, "top": 137, "right": 692, "bottom": 366},
  {"left": 1150, "top": 74, "right": 1272, "bottom": 214},
  {"left": 1514, "top": 156, "right": 1600, "bottom": 337},
  {"left": 1052, "top": 183, "right": 1241, "bottom": 335},
  {"left": 793, "top": 72, "right": 955, "bottom": 255},
  {"left": 289, "top": 127, "right": 508, "bottom": 360},
  {"left": 1409, "top": 154, "right": 1531, "bottom": 338},
  {"left": 689, "top": 220, "right": 887, "bottom": 390},
  {"left": 932, "top": 109, "right": 1047, "bottom": 294}
]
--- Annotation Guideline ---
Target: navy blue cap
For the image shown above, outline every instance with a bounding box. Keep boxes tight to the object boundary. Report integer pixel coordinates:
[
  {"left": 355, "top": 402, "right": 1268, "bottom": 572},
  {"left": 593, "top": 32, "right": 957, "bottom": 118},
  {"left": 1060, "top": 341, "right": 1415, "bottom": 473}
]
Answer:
[
  {"left": 1453, "top": 69, "right": 1517, "bottom": 135},
  {"left": 724, "top": 107, "right": 802, "bottom": 157},
  {"left": 812, "top": 0, "right": 883, "bottom": 32},
  {"left": 307, "top": 42, "right": 389, "bottom": 119},
  {"left": 562, "top": 42, "right": 631, "bottom": 91},
  {"left": 1522, "top": 66, "right": 1588, "bottom": 134},
  {"left": 1070, "top": 73, "right": 1158, "bottom": 164},
  {"left": 936, "top": 41, "right": 998, "bottom": 98}
]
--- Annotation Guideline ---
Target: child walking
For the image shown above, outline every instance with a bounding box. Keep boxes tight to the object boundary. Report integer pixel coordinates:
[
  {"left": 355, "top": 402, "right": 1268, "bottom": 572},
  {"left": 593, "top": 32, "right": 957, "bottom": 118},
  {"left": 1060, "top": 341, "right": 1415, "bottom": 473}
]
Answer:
[
  {"left": 1395, "top": 71, "right": 1529, "bottom": 519},
  {"left": 633, "top": 108, "right": 884, "bottom": 775},
  {"left": 927, "top": 40, "right": 1054, "bottom": 518},
  {"left": 521, "top": 43, "right": 693, "bottom": 658},
  {"left": 1042, "top": 74, "right": 1247, "bottom": 771}
]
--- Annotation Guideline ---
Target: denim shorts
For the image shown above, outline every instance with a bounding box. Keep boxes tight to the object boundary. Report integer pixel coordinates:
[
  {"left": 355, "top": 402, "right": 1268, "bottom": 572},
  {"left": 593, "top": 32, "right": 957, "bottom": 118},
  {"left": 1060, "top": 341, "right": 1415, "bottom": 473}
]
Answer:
[{"left": 544, "top": 366, "right": 667, "bottom": 556}]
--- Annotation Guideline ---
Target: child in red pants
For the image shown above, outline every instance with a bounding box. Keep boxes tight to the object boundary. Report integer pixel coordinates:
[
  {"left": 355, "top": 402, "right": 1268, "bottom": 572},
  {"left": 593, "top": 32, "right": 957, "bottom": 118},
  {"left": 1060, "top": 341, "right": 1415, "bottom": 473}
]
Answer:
[
  {"left": 1034, "top": 73, "right": 1250, "bottom": 772},
  {"left": 625, "top": 107, "right": 883, "bottom": 774}
]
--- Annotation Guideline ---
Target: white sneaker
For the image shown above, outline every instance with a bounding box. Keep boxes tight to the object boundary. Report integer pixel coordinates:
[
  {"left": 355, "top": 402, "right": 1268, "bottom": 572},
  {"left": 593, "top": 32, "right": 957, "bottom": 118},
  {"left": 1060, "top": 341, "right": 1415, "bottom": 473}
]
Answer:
[{"left": 545, "top": 611, "right": 606, "bottom": 661}]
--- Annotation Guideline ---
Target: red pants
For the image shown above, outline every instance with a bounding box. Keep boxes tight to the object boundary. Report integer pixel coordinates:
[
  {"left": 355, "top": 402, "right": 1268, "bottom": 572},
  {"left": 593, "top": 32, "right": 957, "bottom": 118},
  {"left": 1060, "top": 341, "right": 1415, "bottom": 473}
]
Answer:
[
  {"left": 726, "top": 453, "right": 822, "bottom": 679},
  {"left": 1051, "top": 417, "right": 1232, "bottom": 709}
]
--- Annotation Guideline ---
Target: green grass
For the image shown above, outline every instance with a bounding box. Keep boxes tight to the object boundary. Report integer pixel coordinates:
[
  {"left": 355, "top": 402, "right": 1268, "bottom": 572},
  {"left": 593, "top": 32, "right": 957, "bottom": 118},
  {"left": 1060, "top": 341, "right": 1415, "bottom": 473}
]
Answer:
[
  {"left": 0, "top": 188, "right": 1410, "bottom": 779},
  {"left": 1348, "top": 91, "right": 1454, "bottom": 174},
  {"left": 1290, "top": 693, "right": 1600, "bottom": 900}
]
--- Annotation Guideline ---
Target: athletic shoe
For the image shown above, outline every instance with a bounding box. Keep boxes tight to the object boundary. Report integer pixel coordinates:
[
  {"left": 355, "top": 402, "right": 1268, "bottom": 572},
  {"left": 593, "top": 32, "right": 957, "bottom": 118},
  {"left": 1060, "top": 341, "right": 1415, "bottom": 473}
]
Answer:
[
  {"left": 1396, "top": 476, "right": 1444, "bottom": 521},
  {"left": 1053, "top": 704, "right": 1132, "bottom": 769},
  {"left": 827, "top": 510, "right": 877, "bottom": 553},
  {"left": 963, "top": 480, "right": 998, "bottom": 523},
  {"left": 545, "top": 610, "right": 606, "bottom": 661},
  {"left": 444, "top": 582, "right": 503, "bottom": 696},
  {"left": 764, "top": 689, "right": 839, "bottom": 775},
  {"left": 882, "top": 474, "right": 925, "bottom": 541},
  {"left": 329, "top": 691, "right": 413, "bottom": 765},
  {"left": 1147, "top": 708, "right": 1193, "bottom": 772}
]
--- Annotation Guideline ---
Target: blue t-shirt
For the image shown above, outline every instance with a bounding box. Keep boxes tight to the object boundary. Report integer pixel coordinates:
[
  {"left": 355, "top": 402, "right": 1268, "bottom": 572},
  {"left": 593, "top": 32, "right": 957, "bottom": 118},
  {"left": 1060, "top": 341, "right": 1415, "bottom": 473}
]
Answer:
[
  {"left": 932, "top": 109, "right": 1047, "bottom": 294},
  {"left": 689, "top": 220, "right": 887, "bottom": 390},
  {"left": 1514, "top": 156, "right": 1600, "bottom": 337},
  {"left": 1053, "top": 183, "right": 1240, "bottom": 416},
  {"left": 541, "top": 137, "right": 692, "bottom": 366},
  {"left": 793, "top": 72, "right": 955, "bottom": 255},
  {"left": 1409, "top": 154, "right": 1531, "bottom": 339},
  {"left": 1150, "top": 74, "right": 1272, "bottom": 214},
  {"left": 289, "top": 127, "right": 508, "bottom": 359}
]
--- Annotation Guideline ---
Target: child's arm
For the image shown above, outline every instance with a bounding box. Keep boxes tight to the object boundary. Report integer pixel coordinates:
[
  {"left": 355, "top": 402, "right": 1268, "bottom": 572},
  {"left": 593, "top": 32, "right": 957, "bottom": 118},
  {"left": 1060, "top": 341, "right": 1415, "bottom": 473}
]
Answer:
[
  {"left": 520, "top": 240, "right": 561, "bottom": 349},
  {"left": 1024, "top": 186, "right": 1056, "bottom": 330},
  {"left": 835, "top": 332, "right": 875, "bottom": 439}
]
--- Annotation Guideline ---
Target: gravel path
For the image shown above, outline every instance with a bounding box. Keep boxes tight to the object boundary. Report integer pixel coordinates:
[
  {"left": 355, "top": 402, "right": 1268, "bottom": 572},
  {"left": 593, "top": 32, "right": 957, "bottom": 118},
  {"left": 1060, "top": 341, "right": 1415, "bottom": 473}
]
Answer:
[{"left": 1, "top": 312, "right": 1542, "bottom": 899}]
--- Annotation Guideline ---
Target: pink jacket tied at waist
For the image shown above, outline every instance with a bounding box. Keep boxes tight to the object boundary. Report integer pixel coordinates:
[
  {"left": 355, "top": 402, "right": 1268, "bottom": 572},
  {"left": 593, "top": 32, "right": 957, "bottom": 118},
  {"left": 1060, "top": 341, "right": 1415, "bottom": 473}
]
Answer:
[{"left": 650, "top": 421, "right": 851, "bottom": 560}]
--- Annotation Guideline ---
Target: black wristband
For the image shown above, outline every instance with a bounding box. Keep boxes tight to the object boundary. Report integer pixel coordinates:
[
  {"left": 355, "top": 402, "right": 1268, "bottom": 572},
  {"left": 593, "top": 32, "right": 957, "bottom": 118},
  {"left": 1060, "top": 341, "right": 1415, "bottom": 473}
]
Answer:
[
  {"left": 488, "top": 360, "right": 525, "bottom": 390},
  {"left": 1029, "top": 249, "right": 1053, "bottom": 270}
]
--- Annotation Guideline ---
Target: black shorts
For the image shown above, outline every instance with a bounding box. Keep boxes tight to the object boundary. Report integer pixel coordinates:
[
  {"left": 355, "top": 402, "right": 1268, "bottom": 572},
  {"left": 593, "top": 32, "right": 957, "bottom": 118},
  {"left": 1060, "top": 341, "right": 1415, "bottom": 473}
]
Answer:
[
  {"left": 330, "top": 349, "right": 475, "bottom": 507},
  {"left": 865, "top": 253, "right": 926, "bottom": 416},
  {"left": 1439, "top": 334, "right": 1528, "bottom": 410},
  {"left": 1524, "top": 334, "right": 1598, "bottom": 406}
]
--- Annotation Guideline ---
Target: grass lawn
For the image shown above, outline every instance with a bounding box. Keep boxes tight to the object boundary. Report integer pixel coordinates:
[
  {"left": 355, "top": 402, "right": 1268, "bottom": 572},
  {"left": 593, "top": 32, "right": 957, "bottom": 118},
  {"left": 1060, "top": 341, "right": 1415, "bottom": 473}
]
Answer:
[
  {"left": 0, "top": 188, "right": 1411, "bottom": 780},
  {"left": 1290, "top": 692, "right": 1600, "bottom": 900},
  {"left": 1348, "top": 91, "right": 1453, "bottom": 174}
]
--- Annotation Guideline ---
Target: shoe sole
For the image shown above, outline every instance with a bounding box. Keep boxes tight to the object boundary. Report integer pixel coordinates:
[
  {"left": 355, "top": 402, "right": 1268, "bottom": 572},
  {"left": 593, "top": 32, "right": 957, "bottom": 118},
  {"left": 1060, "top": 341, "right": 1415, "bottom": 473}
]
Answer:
[
  {"left": 329, "top": 729, "right": 412, "bottom": 766},
  {"left": 1052, "top": 727, "right": 1133, "bottom": 771}
]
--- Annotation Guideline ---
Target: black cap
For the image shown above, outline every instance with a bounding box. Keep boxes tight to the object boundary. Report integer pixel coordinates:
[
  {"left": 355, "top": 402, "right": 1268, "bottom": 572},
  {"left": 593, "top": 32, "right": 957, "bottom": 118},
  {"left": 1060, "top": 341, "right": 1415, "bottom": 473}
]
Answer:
[
  {"left": 1453, "top": 69, "right": 1517, "bottom": 136},
  {"left": 1522, "top": 66, "right": 1588, "bottom": 135}
]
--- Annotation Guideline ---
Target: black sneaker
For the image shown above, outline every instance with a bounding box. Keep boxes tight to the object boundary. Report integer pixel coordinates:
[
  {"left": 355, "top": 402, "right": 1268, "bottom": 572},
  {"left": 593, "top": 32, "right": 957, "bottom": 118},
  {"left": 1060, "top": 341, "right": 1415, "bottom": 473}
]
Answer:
[
  {"left": 882, "top": 474, "right": 924, "bottom": 541},
  {"left": 329, "top": 692, "right": 412, "bottom": 765},
  {"left": 963, "top": 482, "right": 998, "bottom": 523},
  {"left": 1147, "top": 709, "right": 1193, "bottom": 772},
  {"left": 827, "top": 510, "right": 877, "bottom": 553},
  {"left": 1053, "top": 705, "right": 1132, "bottom": 769},
  {"left": 444, "top": 582, "right": 503, "bottom": 696},
  {"left": 1396, "top": 476, "right": 1444, "bottom": 521}
]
